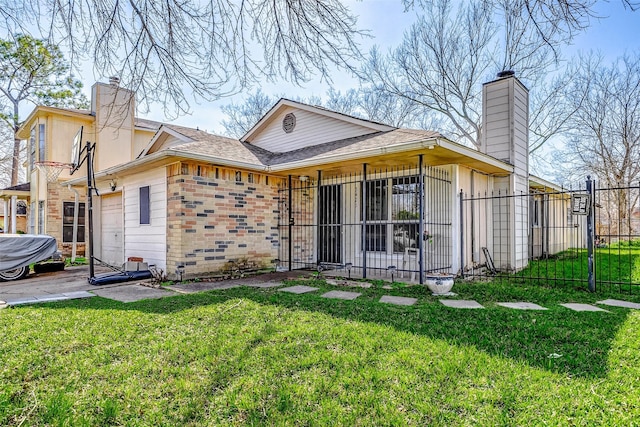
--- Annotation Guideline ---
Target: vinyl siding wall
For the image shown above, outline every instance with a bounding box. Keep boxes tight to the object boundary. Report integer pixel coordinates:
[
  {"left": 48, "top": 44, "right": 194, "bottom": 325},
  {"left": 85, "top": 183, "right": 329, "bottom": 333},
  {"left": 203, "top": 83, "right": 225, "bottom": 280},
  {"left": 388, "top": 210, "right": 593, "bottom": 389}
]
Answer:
[{"left": 122, "top": 168, "right": 167, "bottom": 270}]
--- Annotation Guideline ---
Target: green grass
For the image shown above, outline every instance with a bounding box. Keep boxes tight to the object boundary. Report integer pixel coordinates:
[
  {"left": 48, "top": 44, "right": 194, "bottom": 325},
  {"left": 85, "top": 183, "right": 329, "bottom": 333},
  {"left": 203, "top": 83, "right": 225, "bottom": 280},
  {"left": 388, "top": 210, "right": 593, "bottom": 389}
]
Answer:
[
  {"left": 505, "top": 247, "right": 640, "bottom": 291},
  {"left": 1, "top": 278, "right": 640, "bottom": 425}
]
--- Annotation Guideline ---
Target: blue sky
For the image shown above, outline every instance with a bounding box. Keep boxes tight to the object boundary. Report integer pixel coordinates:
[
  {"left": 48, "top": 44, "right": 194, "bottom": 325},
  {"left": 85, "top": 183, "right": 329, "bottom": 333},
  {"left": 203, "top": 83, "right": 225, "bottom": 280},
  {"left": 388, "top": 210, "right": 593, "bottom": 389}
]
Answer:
[{"left": 84, "top": 1, "right": 640, "bottom": 134}]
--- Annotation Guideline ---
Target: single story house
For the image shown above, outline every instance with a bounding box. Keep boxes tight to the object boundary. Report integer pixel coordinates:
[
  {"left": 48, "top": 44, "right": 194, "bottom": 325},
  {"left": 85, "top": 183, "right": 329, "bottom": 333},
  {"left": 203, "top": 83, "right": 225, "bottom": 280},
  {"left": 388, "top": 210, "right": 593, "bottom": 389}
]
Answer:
[{"left": 18, "top": 73, "right": 576, "bottom": 280}]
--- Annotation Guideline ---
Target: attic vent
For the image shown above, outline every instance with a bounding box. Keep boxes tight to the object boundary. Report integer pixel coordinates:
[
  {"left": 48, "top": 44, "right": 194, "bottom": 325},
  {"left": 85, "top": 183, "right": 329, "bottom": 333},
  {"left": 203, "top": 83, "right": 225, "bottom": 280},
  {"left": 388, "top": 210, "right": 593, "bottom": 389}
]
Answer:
[{"left": 282, "top": 113, "right": 296, "bottom": 133}]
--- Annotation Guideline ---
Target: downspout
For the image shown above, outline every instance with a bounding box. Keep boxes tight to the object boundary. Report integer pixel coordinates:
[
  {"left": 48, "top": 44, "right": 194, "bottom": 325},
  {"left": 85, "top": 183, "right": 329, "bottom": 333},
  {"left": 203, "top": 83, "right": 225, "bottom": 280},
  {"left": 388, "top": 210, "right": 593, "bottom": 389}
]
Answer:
[
  {"left": 68, "top": 185, "right": 80, "bottom": 262},
  {"left": 418, "top": 155, "right": 425, "bottom": 284},
  {"left": 10, "top": 195, "right": 17, "bottom": 234}
]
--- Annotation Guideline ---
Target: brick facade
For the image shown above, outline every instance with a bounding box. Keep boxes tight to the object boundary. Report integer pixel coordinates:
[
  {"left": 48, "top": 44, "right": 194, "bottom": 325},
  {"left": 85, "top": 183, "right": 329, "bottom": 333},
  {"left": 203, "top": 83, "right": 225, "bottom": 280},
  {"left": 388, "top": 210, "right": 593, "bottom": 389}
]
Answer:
[
  {"left": 166, "top": 163, "right": 283, "bottom": 279},
  {"left": 46, "top": 183, "right": 87, "bottom": 256}
]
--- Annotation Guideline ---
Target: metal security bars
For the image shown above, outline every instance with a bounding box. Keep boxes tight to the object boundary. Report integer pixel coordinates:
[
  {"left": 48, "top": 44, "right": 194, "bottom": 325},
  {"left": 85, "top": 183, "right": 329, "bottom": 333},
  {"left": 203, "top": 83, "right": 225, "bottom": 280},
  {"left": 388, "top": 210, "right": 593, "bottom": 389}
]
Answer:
[{"left": 277, "top": 162, "right": 453, "bottom": 282}]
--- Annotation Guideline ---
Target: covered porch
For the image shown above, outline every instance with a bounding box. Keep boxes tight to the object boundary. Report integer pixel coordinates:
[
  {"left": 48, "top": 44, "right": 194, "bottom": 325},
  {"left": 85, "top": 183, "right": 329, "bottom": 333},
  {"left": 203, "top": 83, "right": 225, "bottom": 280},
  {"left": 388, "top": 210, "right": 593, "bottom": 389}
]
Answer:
[{"left": 276, "top": 155, "right": 455, "bottom": 283}]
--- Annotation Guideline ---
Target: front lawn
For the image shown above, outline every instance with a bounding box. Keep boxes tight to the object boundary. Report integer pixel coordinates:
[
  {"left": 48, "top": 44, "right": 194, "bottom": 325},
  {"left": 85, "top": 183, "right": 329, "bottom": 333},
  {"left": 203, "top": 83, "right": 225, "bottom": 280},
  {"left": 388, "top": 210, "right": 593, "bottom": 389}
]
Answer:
[{"left": 1, "top": 278, "right": 639, "bottom": 425}]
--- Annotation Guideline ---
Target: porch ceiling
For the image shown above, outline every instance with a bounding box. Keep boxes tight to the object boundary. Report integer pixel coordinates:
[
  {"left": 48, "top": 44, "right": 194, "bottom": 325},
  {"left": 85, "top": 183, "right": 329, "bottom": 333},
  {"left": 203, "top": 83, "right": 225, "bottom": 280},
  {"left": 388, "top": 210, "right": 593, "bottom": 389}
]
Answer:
[{"left": 270, "top": 143, "right": 513, "bottom": 178}]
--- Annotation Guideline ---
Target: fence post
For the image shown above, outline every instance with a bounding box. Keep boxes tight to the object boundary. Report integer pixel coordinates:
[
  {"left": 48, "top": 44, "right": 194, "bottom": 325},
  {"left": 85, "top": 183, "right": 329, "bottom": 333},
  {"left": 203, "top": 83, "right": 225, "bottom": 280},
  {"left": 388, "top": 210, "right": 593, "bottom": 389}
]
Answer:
[
  {"left": 586, "top": 176, "right": 595, "bottom": 292},
  {"left": 288, "top": 174, "right": 293, "bottom": 271},
  {"left": 460, "top": 189, "right": 464, "bottom": 279}
]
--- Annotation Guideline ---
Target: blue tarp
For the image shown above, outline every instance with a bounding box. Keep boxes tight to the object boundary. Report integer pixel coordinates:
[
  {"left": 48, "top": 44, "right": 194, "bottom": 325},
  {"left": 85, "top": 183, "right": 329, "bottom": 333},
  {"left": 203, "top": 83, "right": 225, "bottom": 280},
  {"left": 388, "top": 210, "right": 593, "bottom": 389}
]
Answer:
[{"left": 0, "top": 234, "right": 58, "bottom": 271}]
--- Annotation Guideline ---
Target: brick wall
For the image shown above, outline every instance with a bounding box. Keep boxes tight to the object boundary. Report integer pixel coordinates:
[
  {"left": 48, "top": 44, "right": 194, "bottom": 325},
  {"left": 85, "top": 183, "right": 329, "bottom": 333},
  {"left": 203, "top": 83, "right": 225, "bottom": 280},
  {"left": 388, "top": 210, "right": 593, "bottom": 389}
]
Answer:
[
  {"left": 166, "top": 163, "right": 283, "bottom": 279},
  {"left": 46, "top": 183, "right": 87, "bottom": 256}
]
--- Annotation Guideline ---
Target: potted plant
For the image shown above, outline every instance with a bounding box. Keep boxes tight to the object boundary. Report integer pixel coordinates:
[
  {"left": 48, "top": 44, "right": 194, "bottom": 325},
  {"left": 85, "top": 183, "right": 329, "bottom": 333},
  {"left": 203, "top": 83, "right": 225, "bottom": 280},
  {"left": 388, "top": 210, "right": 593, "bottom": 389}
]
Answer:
[{"left": 424, "top": 272, "right": 455, "bottom": 294}]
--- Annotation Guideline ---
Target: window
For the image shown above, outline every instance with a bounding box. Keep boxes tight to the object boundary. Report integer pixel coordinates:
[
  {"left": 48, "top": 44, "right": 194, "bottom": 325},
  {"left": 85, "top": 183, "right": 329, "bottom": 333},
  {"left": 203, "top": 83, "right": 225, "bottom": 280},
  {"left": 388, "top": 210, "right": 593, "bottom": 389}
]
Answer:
[
  {"left": 63, "top": 202, "right": 86, "bottom": 242},
  {"left": 235, "top": 171, "right": 242, "bottom": 182},
  {"left": 140, "top": 186, "right": 150, "bottom": 225},
  {"left": 29, "top": 127, "right": 36, "bottom": 172},
  {"left": 38, "top": 124, "right": 45, "bottom": 162},
  {"left": 531, "top": 198, "right": 541, "bottom": 227},
  {"left": 362, "top": 176, "right": 421, "bottom": 253},
  {"left": 38, "top": 201, "right": 44, "bottom": 234},
  {"left": 16, "top": 201, "right": 27, "bottom": 215},
  {"left": 248, "top": 173, "right": 254, "bottom": 184}
]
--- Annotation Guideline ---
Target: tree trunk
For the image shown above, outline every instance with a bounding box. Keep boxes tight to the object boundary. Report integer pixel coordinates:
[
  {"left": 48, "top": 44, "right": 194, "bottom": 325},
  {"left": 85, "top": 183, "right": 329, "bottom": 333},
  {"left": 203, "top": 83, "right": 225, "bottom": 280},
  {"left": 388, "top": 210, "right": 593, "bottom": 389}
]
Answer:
[{"left": 11, "top": 102, "right": 20, "bottom": 186}]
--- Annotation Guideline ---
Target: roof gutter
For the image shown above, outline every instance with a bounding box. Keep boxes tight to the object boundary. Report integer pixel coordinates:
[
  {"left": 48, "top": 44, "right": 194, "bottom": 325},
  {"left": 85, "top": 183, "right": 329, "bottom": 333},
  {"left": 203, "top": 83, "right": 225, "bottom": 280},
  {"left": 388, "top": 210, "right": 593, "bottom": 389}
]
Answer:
[
  {"left": 65, "top": 136, "right": 513, "bottom": 186},
  {"left": 268, "top": 137, "right": 513, "bottom": 174},
  {"left": 64, "top": 149, "right": 272, "bottom": 186}
]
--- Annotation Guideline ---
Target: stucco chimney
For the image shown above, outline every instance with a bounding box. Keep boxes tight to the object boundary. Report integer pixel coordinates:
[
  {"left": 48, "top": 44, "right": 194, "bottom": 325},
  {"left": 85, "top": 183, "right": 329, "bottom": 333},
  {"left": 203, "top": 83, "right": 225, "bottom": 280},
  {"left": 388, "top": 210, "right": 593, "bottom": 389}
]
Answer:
[{"left": 90, "top": 80, "right": 136, "bottom": 171}]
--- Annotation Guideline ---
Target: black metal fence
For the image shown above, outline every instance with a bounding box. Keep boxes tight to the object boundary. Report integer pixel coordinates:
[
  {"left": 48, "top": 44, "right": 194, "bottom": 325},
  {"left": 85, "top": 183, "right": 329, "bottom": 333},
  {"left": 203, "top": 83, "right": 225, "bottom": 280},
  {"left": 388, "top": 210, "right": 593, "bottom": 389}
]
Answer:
[
  {"left": 277, "top": 160, "right": 453, "bottom": 281},
  {"left": 461, "top": 178, "right": 640, "bottom": 293}
]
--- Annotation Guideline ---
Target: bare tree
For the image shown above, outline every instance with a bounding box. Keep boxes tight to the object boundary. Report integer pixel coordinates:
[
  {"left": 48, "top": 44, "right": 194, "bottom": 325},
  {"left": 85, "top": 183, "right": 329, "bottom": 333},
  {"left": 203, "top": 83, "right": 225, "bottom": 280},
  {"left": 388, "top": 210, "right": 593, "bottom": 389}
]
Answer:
[
  {"left": 561, "top": 52, "right": 640, "bottom": 233},
  {"left": 221, "top": 90, "right": 278, "bottom": 138},
  {"left": 221, "top": 85, "right": 439, "bottom": 138},
  {"left": 361, "top": 0, "right": 572, "bottom": 151},
  {"left": 0, "top": 0, "right": 367, "bottom": 118}
]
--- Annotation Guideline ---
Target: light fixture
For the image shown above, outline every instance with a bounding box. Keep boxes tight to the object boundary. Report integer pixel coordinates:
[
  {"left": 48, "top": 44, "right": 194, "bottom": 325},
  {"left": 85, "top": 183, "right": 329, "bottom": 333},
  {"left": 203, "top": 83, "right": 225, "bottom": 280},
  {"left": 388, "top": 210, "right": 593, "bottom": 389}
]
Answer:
[
  {"left": 176, "top": 265, "right": 185, "bottom": 282},
  {"left": 299, "top": 175, "right": 309, "bottom": 182},
  {"left": 109, "top": 178, "right": 117, "bottom": 191},
  {"left": 387, "top": 265, "right": 397, "bottom": 283},
  {"left": 345, "top": 262, "right": 353, "bottom": 279}
]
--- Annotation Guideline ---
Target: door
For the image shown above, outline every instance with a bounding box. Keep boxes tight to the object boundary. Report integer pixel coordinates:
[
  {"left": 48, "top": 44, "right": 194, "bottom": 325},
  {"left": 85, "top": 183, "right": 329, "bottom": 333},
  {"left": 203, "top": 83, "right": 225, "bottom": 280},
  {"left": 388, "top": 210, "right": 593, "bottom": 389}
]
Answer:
[
  {"left": 318, "top": 184, "right": 342, "bottom": 264},
  {"left": 100, "top": 192, "right": 123, "bottom": 266}
]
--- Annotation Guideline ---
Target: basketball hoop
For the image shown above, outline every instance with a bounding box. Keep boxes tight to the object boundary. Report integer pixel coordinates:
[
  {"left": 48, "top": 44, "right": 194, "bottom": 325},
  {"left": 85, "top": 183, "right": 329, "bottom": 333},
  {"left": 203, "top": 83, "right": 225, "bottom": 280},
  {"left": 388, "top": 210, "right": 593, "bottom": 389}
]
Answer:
[{"left": 34, "top": 161, "right": 72, "bottom": 183}]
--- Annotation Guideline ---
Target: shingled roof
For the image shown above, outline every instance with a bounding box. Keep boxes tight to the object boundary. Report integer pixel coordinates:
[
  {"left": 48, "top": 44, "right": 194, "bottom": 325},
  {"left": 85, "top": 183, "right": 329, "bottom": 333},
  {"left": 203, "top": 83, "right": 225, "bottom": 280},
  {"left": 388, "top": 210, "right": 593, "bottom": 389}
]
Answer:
[{"left": 154, "top": 125, "right": 444, "bottom": 168}]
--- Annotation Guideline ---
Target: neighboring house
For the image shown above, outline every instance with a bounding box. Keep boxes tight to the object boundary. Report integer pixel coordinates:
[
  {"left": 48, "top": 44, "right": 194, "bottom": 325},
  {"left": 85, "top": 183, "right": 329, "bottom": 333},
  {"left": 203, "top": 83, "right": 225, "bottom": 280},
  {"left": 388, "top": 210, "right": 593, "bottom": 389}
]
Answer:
[
  {"left": 18, "top": 72, "right": 573, "bottom": 280},
  {"left": 0, "top": 183, "right": 29, "bottom": 233},
  {"left": 15, "top": 78, "right": 161, "bottom": 256}
]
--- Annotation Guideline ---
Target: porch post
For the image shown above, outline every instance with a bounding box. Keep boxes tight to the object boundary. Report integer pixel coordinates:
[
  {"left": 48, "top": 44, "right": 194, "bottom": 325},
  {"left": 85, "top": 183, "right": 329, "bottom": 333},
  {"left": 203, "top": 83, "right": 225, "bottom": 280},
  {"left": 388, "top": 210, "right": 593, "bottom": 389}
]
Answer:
[
  {"left": 418, "top": 155, "right": 425, "bottom": 284},
  {"left": 586, "top": 176, "right": 595, "bottom": 292},
  {"left": 316, "top": 170, "right": 322, "bottom": 267},
  {"left": 3, "top": 199, "right": 7, "bottom": 233},
  {"left": 361, "top": 164, "right": 367, "bottom": 279},
  {"left": 460, "top": 189, "right": 465, "bottom": 278},
  {"left": 288, "top": 174, "right": 293, "bottom": 271},
  {"left": 10, "top": 195, "right": 17, "bottom": 234}
]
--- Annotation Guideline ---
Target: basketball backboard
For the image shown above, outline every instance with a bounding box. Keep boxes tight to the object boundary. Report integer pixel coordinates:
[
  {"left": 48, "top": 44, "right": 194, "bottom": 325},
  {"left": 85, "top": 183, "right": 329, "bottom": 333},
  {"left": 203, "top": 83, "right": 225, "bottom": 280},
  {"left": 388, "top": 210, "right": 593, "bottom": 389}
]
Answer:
[{"left": 70, "top": 126, "right": 83, "bottom": 173}]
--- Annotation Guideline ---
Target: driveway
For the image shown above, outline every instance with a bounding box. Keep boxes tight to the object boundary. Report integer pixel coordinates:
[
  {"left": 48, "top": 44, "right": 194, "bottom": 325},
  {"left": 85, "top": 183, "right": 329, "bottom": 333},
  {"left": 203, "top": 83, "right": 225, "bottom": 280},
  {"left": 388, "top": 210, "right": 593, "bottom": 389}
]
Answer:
[{"left": 0, "top": 265, "right": 178, "bottom": 306}]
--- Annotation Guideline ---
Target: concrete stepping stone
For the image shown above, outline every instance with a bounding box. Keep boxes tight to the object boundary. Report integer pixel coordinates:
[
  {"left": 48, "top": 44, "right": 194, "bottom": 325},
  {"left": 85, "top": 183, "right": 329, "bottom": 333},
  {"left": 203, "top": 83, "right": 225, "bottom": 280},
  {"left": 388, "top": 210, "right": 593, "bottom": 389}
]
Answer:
[
  {"left": 560, "top": 303, "right": 609, "bottom": 312},
  {"left": 321, "top": 290, "right": 361, "bottom": 300},
  {"left": 596, "top": 299, "right": 640, "bottom": 310},
  {"left": 380, "top": 295, "right": 417, "bottom": 306},
  {"left": 279, "top": 285, "right": 318, "bottom": 294},
  {"left": 440, "top": 299, "right": 484, "bottom": 309},
  {"left": 497, "top": 302, "right": 548, "bottom": 310}
]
